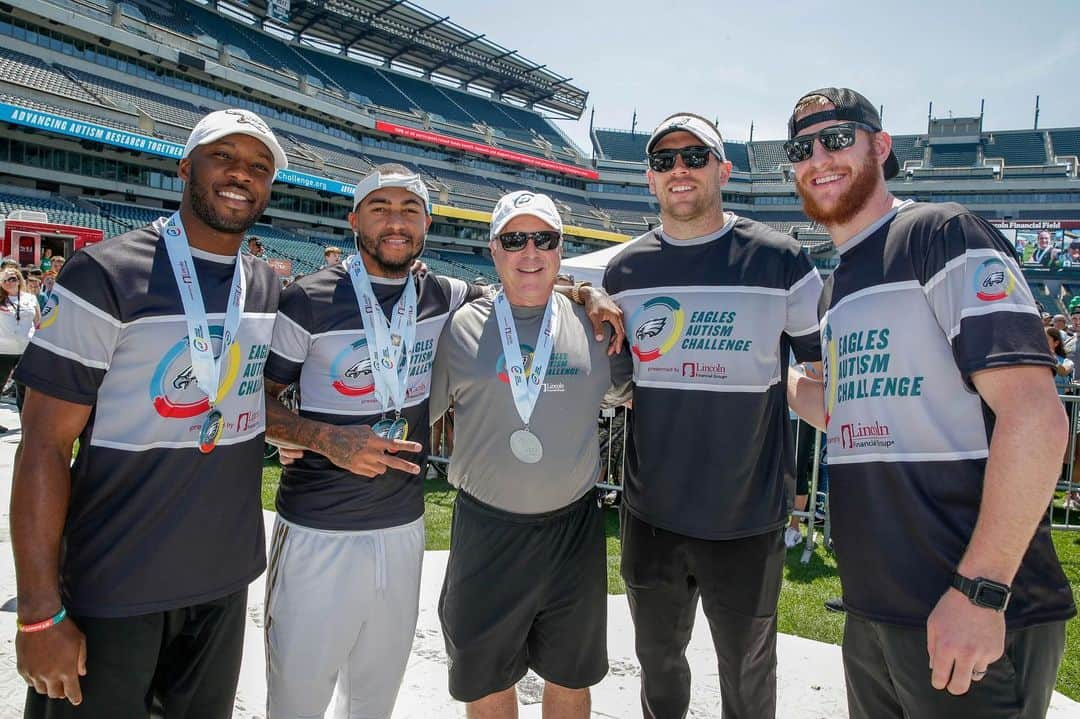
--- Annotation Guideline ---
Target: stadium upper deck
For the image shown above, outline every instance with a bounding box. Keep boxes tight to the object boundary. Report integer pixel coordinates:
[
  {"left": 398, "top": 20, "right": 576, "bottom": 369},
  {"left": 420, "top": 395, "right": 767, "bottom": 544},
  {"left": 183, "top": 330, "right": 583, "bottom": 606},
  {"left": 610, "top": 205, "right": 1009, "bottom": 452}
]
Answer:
[{"left": 0, "top": 0, "right": 1077, "bottom": 280}]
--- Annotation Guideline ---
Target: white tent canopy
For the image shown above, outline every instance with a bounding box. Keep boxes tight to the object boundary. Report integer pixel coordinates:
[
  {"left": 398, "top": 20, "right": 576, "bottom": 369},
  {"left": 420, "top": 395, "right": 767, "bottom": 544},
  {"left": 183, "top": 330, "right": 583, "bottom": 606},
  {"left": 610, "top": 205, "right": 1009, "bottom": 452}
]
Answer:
[{"left": 559, "top": 234, "right": 650, "bottom": 286}]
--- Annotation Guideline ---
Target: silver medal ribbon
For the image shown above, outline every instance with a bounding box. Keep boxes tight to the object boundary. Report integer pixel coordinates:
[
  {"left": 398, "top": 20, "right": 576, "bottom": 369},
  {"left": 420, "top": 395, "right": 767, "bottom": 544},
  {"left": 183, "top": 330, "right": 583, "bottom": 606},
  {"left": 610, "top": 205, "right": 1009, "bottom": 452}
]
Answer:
[
  {"left": 346, "top": 254, "right": 417, "bottom": 415},
  {"left": 162, "top": 212, "right": 246, "bottom": 407},
  {"left": 493, "top": 291, "right": 558, "bottom": 428}
]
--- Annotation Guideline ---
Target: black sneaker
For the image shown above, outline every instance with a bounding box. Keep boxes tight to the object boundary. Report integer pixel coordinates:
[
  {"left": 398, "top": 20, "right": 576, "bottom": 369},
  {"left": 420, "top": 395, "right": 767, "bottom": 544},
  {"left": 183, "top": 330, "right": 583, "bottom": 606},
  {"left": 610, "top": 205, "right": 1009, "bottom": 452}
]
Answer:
[{"left": 824, "top": 597, "right": 845, "bottom": 613}]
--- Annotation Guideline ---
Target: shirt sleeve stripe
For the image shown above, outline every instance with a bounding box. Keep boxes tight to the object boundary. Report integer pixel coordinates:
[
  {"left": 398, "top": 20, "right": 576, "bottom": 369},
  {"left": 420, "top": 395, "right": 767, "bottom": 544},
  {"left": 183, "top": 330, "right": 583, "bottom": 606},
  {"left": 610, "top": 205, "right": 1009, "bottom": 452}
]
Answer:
[
  {"left": 54, "top": 286, "right": 122, "bottom": 328},
  {"left": 28, "top": 337, "right": 110, "bottom": 369},
  {"left": 947, "top": 302, "right": 1042, "bottom": 339}
]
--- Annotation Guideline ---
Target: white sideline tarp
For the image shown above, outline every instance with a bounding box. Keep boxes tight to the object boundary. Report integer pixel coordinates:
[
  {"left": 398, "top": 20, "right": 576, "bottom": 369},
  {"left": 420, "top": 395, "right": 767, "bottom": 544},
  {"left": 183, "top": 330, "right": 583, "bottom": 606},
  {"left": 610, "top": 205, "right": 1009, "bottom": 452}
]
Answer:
[{"left": 558, "top": 233, "right": 650, "bottom": 286}]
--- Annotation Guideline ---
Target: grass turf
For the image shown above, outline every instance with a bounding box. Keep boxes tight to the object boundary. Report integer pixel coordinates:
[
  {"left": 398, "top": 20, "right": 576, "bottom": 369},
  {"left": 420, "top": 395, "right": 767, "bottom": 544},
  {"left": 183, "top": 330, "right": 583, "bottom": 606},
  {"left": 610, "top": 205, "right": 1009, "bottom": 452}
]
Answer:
[{"left": 261, "top": 463, "right": 1080, "bottom": 701}]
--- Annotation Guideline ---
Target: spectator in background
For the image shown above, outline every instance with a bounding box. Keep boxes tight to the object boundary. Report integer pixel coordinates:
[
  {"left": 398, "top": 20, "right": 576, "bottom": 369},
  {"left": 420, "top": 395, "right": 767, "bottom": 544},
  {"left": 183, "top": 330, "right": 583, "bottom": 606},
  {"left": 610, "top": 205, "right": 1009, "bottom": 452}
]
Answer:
[
  {"left": 1053, "top": 314, "right": 1070, "bottom": 336},
  {"left": 247, "top": 236, "right": 266, "bottom": 259},
  {"left": 25, "top": 274, "right": 42, "bottom": 305},
  {"left": 49, "top": 255, "right": 65, "bottom": 277},
  {"left": 1042, "top": 311, "right": 1053, "bottom": 327},
  {"left": 0, "top": 266, "right": 40, "bottom": 412},
  {"left": 1068, "top": 308, "right": 1080, "bottom": 362},
  {"left": 1, "top": 258, "right": 18, "bottom": 271},
  {"left": 323, "top": 245, "right": 342, "bottom": 267},
  {"left": 39, "top": 248, "right": 53, "bottom": 273},
  {"left": 1048, "top": 328, "right": 1075, "bottom": 395},
  {"left": 37, "top": 270, "right": 56, "bottom": 311}
]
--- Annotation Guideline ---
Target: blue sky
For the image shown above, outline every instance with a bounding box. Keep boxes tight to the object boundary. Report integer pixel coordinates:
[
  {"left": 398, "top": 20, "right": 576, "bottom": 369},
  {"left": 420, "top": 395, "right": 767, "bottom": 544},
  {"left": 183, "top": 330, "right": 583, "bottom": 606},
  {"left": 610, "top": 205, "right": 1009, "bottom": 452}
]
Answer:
[{"left": 432, "top": 0, "right": 1080, "bottom": 155}]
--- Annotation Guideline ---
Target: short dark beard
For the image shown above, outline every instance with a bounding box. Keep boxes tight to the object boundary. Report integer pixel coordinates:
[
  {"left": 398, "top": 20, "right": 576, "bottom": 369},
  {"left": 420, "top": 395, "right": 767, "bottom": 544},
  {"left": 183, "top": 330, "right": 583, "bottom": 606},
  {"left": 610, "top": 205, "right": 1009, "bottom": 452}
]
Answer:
[
  {"left": 797, "top": 152, "right": 881, "bottom": 226},
  {"left": 188, "top": 164, "right": 268, "bottom": 234},
  {"left": 356, "top": 231, "right": 423, "bottom": 277}
]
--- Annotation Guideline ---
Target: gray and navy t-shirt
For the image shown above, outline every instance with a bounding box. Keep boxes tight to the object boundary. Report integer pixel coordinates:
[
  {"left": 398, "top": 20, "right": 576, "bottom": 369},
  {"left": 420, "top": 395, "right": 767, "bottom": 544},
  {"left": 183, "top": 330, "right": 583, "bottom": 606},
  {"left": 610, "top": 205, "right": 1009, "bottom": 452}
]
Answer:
[
  {"left": 604, "top": 215, "right": 823, "bottom": 540},
  {"left": 15, "top": 222, "right": 280, "bottom": 618},
  {"left": 265, "top": 266, "right": 483, "bottom": 530},
  {"left": 429, "top": 294, "right": 631, "bottom": 514},
  {"left": 820, "top": 201, "right": 1075, "bottom": 628}
]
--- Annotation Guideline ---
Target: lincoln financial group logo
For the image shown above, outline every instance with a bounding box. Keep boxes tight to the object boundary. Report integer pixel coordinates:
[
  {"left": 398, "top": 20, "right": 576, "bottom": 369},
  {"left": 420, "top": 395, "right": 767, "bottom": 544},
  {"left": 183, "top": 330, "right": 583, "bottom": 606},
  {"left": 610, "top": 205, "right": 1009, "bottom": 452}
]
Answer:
[
  {"left": 839, "top": 420, "right": 895, "bottom": 450},
  {"left": 681, "top": 362, "right": 727, "bottom": 379}
]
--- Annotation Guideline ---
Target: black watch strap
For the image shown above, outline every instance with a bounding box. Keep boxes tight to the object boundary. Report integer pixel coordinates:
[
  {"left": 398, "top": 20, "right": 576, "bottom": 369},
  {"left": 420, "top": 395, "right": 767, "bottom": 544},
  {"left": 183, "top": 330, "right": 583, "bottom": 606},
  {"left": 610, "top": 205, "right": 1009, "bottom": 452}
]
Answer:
[{"left": 951, "top": 572, "right": 1012, "bottom": 612}]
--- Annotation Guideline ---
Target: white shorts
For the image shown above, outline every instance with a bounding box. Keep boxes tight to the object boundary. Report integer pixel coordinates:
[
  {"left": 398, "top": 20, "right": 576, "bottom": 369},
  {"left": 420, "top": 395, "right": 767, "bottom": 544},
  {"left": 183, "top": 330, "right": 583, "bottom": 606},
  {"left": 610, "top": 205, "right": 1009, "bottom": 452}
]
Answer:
[{"left": 264, "top": 514, "right": 425, "bottom": 719}]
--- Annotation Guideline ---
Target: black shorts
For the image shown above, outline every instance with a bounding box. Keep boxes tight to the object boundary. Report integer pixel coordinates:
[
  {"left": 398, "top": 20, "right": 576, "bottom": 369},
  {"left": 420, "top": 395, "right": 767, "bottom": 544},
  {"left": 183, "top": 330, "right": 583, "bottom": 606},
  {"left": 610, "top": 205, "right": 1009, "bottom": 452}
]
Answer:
[
  {"left": 438, "top": 490, "right": 608, "bottom": 702},
  {"left": 24, "top": 589, "right": 247, "bottom": 719}
]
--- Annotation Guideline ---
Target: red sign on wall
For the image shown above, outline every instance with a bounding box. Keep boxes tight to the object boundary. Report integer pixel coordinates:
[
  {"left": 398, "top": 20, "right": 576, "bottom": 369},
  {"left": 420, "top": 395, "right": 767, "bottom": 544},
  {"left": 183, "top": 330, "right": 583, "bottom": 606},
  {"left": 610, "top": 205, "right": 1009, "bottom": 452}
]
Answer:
[{"left": 375, "top": 121, "right": 599, "bottom": 180}]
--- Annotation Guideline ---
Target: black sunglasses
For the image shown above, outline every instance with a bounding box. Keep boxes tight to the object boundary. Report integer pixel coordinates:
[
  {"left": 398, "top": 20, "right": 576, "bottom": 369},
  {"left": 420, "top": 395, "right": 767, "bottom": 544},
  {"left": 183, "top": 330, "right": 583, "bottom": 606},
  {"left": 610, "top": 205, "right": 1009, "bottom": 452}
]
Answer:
[
  {"left": 497, "top": 230, "right": 562, "bottom": 252},
  {"left": 783, "top": 122, "right": 877, "bottom": 163},
  {"left": 647, "top": 146, "right": 713, "bottom": 173}
]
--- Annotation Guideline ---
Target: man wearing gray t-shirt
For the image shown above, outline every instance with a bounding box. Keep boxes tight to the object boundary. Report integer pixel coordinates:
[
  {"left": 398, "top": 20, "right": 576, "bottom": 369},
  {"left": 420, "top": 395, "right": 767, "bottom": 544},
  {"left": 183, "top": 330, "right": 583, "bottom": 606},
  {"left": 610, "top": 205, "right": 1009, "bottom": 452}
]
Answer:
[{"left": 430, "top": 191, "right": 630, "bottom": 718}]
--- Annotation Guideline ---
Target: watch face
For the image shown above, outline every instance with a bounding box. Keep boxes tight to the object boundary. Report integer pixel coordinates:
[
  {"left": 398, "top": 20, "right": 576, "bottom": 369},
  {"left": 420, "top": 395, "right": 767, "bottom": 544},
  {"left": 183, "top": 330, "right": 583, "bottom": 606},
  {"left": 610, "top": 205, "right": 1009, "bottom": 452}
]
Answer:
[{"left": 975, "top": 583, "right": 1010, "bottom": 609}]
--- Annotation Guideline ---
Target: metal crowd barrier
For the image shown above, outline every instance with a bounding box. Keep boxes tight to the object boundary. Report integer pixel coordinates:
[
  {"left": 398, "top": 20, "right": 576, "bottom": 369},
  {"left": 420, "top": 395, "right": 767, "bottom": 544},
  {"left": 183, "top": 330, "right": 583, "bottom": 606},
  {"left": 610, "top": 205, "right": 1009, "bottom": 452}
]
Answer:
[{"left": 1054, "top": 392, "right": 1080, "bottom": 531}]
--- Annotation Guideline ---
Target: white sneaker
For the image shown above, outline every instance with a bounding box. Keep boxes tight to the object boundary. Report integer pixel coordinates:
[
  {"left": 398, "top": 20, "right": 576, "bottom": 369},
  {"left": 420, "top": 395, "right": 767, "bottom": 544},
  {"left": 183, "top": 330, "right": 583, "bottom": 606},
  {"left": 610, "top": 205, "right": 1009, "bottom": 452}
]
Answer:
[{"left": 784, "top": 527, "right": 803, "bottom": 548}]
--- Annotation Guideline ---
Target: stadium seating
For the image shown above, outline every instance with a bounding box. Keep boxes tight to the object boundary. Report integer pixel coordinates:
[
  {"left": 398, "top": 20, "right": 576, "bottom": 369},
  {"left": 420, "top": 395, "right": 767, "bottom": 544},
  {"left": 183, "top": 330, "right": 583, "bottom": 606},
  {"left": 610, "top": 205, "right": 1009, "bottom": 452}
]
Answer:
[
  {"left": 122, "top": 0, "right": 203, "bottom": 39},
  {"left": 429, "top": 169, "right": 502, "bottom": 203},
  {"left": 749, "top": 141, "right": 788, "bottom": 173},
  {"left": 183, "top": 2, "right": 296, "bottom": 74},
  {"left": 929, "top": 145, "right": 978, "bottom": 168},
  {"left": 724, "top": 143, "right": 751, "bottom": 173},
  {"left": 593, "top": 129, "right": 648, "bottom": 162},
  {"left": 0, "top": 48, "right": 98, "bottom": 105},
  {"left": 1050, "top": 129, "right": 1080, "bottom": 158},
  {"left": 65, "top": 67, "right": 204, "bottom": 129},
  {"left": 889, "top": 135, "right": 924, "bottom": 167},
  {"left": 427, "top": 250, "right": 497, "bottom": 282},
  {"left": 983, "top": 131, "right": 1047, "bottom": 166},
  {"left": 295, "top": 48, "right": 409, "bottom": 111}
]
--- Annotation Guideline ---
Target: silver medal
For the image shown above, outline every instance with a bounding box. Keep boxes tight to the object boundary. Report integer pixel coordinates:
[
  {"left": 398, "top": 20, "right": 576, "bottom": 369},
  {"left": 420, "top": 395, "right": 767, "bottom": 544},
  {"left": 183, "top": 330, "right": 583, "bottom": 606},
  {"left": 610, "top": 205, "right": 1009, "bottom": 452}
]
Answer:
[{"left": 509, "top": 428, "right": 543, "bottom": 464}]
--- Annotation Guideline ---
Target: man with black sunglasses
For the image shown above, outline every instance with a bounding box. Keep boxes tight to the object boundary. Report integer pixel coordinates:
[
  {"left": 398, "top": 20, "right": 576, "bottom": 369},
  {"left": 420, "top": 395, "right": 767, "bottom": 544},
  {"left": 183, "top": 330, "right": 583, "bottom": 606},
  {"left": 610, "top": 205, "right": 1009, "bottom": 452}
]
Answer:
[
  {"left": 785, "top": 87, "right": 1074, "bottom": 719},
  {"left": 603, "top": 112, "right": 824, "bottom": 719},
  {"left": 430, "top": 190, "right": 631, "bottom": 719}
]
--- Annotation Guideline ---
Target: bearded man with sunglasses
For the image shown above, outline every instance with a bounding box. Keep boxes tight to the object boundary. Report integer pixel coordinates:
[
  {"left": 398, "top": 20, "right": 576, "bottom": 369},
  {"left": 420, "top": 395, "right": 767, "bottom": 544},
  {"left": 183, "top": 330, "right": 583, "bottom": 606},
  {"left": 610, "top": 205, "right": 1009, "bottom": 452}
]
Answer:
[
  {"left": 785, "top": 88, "right": 1074, "bottom": 719},
  {"left": 429, "top": 191, "right": 631, "bottom": 719},
  {"left": 602, "top": 113, "right": 823, "bottom": 719}
]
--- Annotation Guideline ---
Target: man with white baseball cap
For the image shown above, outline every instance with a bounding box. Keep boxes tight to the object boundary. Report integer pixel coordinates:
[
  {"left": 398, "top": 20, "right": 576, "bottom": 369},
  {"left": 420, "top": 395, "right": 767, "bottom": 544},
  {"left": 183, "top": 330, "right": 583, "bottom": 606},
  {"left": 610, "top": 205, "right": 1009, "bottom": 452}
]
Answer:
[
  {"left": 429, "top": 190, "right": 631, "bottom": 718},
  {"left": 604, "top": 112, "right": 823, "bottom": 718},
  {"left": 13, "top": 107, "right": 285, "bottom": 716},
  {"left": 258, "top": 161, "right": 482, "bottom": 718}
]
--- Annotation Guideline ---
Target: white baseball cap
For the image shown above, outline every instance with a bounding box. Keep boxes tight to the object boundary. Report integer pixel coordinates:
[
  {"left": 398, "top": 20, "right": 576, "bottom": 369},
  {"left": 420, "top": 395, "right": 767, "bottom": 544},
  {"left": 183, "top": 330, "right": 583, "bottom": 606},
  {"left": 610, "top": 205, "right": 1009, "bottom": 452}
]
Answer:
[
  {"left": 646, "top": 113, "right": 726, "bottom": 162},
  {"left": 490, "top": 191, "right": 562, "bottom": 239},
  {"left": 183, "top": 109, "right": 288, "bottom": 171},
  {"left": 352, "top": 168, "right": 431, "bottom": 212}
]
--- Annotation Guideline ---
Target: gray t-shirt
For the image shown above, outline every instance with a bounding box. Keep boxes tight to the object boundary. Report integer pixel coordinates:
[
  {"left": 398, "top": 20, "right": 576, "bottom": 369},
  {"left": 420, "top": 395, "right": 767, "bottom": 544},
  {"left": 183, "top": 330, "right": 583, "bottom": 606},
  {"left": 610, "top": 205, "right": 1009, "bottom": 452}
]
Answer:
[{"left": 430, "top": 293, "right": 629, "bottom": 514}]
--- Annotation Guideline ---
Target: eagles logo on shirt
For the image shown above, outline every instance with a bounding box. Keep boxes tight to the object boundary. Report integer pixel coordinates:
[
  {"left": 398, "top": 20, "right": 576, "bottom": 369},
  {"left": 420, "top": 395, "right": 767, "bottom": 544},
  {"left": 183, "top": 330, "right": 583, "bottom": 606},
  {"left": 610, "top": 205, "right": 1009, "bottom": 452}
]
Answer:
[
  {"left": 972, "top": 258, "right": 1016, "bottom": 302},
  {"left": 629, "top": 296, "right": 685, "bottom": 362},
  {"left": 330, "top": 337, "right": 376, "bottom": 397},
  {"left": 150, "top": 326, "right": 242, "bottom": 419}
]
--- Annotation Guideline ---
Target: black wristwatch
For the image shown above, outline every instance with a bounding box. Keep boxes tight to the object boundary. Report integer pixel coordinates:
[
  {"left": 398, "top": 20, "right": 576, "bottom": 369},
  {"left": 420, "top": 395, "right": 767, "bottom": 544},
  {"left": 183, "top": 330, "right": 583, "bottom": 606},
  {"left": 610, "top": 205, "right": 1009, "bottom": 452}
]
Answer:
[{"left": 951, "top": 572, "right": 1012, "bottom": 612}]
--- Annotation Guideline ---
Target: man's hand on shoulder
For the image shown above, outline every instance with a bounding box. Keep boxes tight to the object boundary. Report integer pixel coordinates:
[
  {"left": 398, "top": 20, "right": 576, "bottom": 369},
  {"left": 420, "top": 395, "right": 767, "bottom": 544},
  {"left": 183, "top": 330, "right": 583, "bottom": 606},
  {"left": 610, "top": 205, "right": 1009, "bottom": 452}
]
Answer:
[{"left": 580, "top": 286, "right": 625, "bottom": 355}]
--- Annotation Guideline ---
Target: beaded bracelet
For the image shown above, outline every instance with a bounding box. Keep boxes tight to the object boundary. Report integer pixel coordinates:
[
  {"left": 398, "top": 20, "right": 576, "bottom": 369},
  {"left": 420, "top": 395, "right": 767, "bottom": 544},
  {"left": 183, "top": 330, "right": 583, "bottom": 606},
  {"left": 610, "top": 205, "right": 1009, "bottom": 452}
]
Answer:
[{"left": 16, "top": 607, "right": 67, "bottom": 633}]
